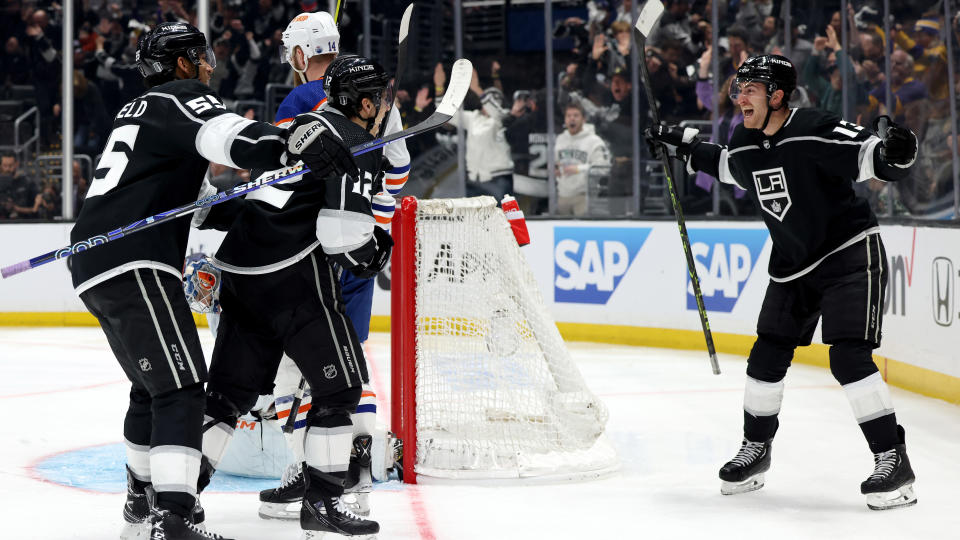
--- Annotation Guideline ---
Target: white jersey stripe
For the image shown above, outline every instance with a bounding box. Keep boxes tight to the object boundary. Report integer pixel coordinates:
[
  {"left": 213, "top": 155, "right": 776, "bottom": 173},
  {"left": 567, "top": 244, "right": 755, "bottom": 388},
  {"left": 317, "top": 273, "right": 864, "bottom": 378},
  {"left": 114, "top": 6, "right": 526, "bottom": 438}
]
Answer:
[
  {"left": 152, "top": 269, "right": 199, "bottom": 384},
  {"left": 134, "top": 269, "right": 182, "bottom": 389},
  {"left": 310, "top": 253, "right": 352, "bottom": 387},
  {"left": 195, "top": 113, "right": 257, "bottom": 168}
]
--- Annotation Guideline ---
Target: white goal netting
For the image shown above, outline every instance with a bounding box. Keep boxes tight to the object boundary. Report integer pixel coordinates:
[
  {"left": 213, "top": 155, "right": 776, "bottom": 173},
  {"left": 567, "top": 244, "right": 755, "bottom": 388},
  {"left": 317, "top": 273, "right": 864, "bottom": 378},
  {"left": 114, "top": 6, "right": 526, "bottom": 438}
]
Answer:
[{"left": 410, "top": 197, "right": 618, "bottom": 480}]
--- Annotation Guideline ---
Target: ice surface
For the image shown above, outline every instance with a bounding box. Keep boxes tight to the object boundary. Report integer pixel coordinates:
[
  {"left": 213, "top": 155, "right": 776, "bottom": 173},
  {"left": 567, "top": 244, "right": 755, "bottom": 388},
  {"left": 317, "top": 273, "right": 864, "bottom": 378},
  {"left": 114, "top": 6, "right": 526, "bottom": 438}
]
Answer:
[{"left": 1, "top": 327, "right": 957, "bottom": 539}]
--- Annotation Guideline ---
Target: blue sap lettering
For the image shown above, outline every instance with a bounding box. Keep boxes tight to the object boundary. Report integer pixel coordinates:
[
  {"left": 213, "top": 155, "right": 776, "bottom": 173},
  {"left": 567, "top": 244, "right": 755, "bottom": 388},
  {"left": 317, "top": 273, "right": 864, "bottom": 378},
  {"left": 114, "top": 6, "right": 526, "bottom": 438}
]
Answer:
[
  {"left": 600, "top": 241, "right": 628, "bottom": 291},
  {"left": 554, "top": 239, "right": 580, "bottom": 291},
  {"left": 691, "top": 241, "right": 711, "bottom": 296},
  {"left": 578, "top": 240, "right": 604, "bottom": 291},
  {"left": 729, "top": 243, "right": 752, "bottom": 295},
  {"left": 554, "top": 227, "right": 651, "bottom": 304},
  {"left": 686, "top": 229, "right": 768, "bottom": 313}
]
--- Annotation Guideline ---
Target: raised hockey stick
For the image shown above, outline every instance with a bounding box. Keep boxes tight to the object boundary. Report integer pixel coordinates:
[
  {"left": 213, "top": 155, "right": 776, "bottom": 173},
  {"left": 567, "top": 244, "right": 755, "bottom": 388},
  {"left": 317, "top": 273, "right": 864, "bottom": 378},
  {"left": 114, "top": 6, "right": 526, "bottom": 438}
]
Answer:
[
  {"left": 0, "top": 59, "right": 473, "bottom": 279},
  {"left": 634, "top": 0, "right": 720, "bottom": 375},
  {"left": 376, "top": 3, "right": 414, "bottom": 139}
]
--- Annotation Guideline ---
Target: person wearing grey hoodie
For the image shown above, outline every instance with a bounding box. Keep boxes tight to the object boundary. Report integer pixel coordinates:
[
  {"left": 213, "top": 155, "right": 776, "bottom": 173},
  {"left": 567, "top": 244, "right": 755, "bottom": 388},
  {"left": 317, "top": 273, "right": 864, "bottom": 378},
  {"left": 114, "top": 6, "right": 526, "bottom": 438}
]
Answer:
[{"left": 554, "top": 101, "right": 612, "bottom": 215}]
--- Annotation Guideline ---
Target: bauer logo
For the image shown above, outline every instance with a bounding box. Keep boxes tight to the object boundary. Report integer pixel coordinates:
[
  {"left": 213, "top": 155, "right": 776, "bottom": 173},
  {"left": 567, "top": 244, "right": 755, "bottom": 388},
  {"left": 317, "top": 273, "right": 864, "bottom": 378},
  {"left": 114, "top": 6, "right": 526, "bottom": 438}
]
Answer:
[
  {"left": 554, "top": 226, "right": 651, "bottom": 304},
  {"left": 687, "top": 229, "right": 768, "bottom": 312}
]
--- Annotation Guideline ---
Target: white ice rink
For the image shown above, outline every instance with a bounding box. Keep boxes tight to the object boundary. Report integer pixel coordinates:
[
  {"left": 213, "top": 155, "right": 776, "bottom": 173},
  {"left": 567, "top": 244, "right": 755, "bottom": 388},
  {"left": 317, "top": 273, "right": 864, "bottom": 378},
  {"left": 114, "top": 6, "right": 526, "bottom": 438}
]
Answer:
[{"left": 1, "top": 327, "right": 958, "bottom": 540}]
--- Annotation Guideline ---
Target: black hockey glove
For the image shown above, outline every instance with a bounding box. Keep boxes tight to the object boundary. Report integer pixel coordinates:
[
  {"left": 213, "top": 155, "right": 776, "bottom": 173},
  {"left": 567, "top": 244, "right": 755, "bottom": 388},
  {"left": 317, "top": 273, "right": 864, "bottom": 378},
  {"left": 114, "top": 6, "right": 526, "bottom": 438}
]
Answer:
[
  {"left": 349, "top": 226, "right": 394, "bottom": 280},
  {"left": 873, "top": 116, "right": 918, "bottom": 168},
  {"left": 285, "top": 113, "right": 361, "bottom": 179},
  {"left": 643, "top": 122, "right": 700, "bottom": 161}
]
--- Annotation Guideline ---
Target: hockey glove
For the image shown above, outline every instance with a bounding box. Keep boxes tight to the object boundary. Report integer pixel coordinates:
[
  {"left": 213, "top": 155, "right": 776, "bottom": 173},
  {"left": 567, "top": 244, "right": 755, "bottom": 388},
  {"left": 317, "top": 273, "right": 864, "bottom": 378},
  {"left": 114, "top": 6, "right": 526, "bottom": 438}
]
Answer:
[
  {"left": 349, "top": 226, "right": 394, "bottom": 279},
  {"left": 874, "top": 116, "right": 918, "bottom": 168},
  {"left": 285, "top": 113, "right": 361, "bottom": 179},
  {"left": 643, "top": 123, "right": 700, "bottom": 161}
]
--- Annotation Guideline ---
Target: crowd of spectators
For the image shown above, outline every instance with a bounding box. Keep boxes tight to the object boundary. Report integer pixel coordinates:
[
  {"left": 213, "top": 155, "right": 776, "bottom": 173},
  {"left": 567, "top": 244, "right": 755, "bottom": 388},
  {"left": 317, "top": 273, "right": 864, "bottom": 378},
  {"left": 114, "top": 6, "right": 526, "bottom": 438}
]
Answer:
[{"left": 1, "top": 0, "right": 958, "bottom": 220}]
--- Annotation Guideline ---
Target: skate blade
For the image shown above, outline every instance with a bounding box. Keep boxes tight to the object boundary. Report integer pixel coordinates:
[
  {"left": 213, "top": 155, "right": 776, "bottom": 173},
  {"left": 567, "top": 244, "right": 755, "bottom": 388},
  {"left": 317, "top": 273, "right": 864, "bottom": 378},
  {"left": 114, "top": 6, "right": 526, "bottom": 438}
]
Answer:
[
  {"left": 258, "top": 501, "right": 302, "bottom": 520},
  {"left": 721, "top": 473, "right": 765, "bottom": 495},
  {"left": 301, "top": 531, "right": 377, "bottom": 540},
  {"left": 120, "top": 521, "right": 150, "bottom": 540},
  {"left": 866, "top": 483, "right": 917, "bottom": 510}
]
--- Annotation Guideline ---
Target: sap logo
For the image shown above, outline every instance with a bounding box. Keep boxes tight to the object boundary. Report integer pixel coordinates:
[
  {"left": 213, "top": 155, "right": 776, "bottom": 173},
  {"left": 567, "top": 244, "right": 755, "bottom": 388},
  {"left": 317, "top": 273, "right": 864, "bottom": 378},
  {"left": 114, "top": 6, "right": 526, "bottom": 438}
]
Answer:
[
  {"left": 554, "top": 227, "right": 651, "bottom": 304},
  {"left": 688, "top": 229, "right": 768, "bottom": 313},
  {"left": 885, "top": 229, "right": 916, "bottom": 317}
]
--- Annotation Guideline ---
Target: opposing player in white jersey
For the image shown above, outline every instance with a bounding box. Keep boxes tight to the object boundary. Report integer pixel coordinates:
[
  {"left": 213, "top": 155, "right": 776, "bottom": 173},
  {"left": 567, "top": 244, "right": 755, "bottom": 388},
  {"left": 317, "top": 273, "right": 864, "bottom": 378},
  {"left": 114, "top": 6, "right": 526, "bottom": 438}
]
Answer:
[{"left": 256, "top": 11, "right": 410, "bottom": 519}]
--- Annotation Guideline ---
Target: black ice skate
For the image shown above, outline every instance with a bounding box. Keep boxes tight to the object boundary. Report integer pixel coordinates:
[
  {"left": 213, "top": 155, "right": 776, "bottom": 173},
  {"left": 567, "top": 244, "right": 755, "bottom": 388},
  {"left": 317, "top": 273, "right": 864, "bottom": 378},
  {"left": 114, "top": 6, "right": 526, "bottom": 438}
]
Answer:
[
  {"left": 861, "top": 425, "right": 917, "bottom": 510},
  {"left": 343, "top": 435, "right": 374, "bottom": 517},
  {"left": 300, "top": 496, "right": 379, "bottom": 540},
  {"left": 121, "top": 467, "right": 151, "bottom": 540},
  {"left": 149, "top": 509, "right": 231, "bottom": 540},
  {"left": 719, "top": 438, "right": 772, "bottom": 495},
  {"left": 258, "top": 464, "right": 304, "bottom": 520}
]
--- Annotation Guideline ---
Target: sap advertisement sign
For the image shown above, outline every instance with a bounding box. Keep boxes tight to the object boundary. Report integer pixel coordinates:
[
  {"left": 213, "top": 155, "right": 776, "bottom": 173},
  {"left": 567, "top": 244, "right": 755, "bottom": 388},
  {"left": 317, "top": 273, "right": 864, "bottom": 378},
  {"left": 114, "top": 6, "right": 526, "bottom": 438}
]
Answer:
[
  {"left": 553, "top": 227, "right": 652, "bottom": 304},
  {"left": 687, "top": 229, "right": 769, "bottom": 313}
]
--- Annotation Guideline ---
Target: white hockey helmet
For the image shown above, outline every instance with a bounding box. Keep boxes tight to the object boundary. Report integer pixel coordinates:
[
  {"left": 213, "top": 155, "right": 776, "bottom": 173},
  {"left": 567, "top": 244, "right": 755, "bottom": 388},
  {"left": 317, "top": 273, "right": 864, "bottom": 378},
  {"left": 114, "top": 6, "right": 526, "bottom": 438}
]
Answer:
[{"left": 280, "top": 11, "right": 340, "bottom": 68}]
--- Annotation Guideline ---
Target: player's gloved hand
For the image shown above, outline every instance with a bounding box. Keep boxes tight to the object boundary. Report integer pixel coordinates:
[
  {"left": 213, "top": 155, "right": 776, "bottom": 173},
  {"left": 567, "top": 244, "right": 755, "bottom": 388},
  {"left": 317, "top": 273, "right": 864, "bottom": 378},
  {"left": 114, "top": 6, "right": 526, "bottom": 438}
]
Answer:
[
  {"left": 348, "top": 226, "right": 393, "bottom": 279},
  {"left": 284, "top": 113, "right": 361, "bottom": 179},
  {"left": 873, "top": 115, "right": 917, "bottom": 168},
  {"left": 643, "top": 122, "right": 700, "bottom": 160}
]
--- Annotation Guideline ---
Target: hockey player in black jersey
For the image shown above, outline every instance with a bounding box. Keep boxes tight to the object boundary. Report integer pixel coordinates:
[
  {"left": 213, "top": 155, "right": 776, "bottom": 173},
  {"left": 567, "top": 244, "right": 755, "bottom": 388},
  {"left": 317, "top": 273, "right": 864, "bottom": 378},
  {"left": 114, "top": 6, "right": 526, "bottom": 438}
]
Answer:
[
  {"left": 646, "top": 54, "right": 919, "bottom": 510},
  {"left": 198, "top": 55, "right": 391, "bottom": 539},
  {"left": 69, "top": 22, "right": 358, "bottom": 540}
]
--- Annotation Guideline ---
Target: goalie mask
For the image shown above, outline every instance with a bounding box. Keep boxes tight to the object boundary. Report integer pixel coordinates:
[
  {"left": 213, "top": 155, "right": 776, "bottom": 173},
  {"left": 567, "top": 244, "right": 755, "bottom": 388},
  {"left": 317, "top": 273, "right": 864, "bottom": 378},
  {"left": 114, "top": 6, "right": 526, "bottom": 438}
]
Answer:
[{"left": 183, "top": 255, "right": 221, "bottom": 314}]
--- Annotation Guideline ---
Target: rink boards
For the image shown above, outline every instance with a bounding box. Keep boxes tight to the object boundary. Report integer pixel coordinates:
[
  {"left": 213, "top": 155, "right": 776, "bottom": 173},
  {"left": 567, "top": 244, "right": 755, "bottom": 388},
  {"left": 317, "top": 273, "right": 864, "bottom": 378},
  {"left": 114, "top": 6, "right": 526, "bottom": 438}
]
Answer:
[{"left": 0, "top": 219, "right": 957, "bottom": 403}]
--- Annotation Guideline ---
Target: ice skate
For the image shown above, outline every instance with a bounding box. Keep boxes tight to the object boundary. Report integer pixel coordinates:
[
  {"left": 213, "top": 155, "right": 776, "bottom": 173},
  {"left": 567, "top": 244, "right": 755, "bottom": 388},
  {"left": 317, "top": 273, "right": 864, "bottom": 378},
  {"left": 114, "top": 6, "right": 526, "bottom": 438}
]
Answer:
[
  {"left": 861, "top": 426, "right": 917, "bottom": 510},
  {"left": 121, "top": 467, "right": 151, "bottom": 540},
  {"left": 149, "top": 509, "right": 231, "bottom": 540},
  {"left": 719, "top": 438, "right": 772, "bottom": 495},
  {"left": 343, "top": 435, "right": 374, "bottom": 517},
  {"left": 300, "top": 496, "right": 379, "bottom": 539},
  {"left": 258, "top": 463, "right": 304, "bottom": 520}
]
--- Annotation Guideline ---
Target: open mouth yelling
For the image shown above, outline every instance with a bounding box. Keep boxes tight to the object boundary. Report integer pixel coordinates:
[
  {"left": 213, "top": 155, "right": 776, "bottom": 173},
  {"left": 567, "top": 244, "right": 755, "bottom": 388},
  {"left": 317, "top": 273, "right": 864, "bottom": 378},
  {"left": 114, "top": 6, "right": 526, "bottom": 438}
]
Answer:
[{"left": 743, "top": 107, "right": 755, "bottom": 120}]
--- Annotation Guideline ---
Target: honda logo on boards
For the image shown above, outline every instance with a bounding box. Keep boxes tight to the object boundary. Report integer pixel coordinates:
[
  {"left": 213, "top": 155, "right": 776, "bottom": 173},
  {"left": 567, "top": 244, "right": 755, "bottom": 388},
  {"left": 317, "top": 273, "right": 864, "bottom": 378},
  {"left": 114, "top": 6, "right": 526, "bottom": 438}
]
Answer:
[
  {"left": 554, "top": 226, "right": 651, "bottom": 304},
  {"left": 932, "top": 257, "right": 955, "bottom": 327}
]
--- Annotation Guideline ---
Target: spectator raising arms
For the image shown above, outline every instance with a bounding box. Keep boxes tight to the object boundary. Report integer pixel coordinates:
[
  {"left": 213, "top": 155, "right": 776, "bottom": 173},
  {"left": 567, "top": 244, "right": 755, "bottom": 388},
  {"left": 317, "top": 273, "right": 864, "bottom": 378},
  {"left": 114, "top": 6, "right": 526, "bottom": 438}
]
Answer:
[{"left": 442, "top": 63, "right": 515, "bottom": 201}]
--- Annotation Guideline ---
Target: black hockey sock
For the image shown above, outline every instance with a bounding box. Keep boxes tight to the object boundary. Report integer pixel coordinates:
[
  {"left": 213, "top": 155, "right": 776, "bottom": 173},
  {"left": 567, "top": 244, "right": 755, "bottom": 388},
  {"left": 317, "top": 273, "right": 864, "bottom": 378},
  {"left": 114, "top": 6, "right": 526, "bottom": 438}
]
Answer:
[
  {"left": 155, "top": 491, "right": 196, "bottom": 518},
  {"left": 124, "top": 386, "right": 153, "bottom": 446},
  {"left": 743, "top": 411, "right": 779, "bottom": 442},
  {"left": 859, "top": 413, "right": 900, "bottom": 453}
]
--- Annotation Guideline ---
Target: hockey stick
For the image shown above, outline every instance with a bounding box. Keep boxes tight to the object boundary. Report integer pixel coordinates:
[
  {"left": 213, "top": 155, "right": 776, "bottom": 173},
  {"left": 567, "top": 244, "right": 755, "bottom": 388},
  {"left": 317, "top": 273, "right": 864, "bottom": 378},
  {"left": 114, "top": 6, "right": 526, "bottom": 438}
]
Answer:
[
  {"left": 282, "top": 377, "right": 308, "bottom": 434},
  {"left": 0, "top": 59, "right": 473, "bottom": 279},
  {"left": 634, "top": 0, "right": 720, "bottom": 375},
  {"left": 376, "top": 3, "right": 413, "bottom": 139}
]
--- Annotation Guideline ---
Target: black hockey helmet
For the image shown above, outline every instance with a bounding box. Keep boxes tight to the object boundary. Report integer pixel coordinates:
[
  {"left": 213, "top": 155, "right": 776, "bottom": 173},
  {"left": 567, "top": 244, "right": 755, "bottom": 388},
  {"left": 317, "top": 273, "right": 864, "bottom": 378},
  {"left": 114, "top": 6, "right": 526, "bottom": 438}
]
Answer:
[
  {"left": 733, "top": 54, "right": 797, "bottom": 102},
  {"left": 136, "top": 22, "right": 215, "bottom": 86},
  {"left": 324, "top": 54, "right": 391, "bottom": 122}
]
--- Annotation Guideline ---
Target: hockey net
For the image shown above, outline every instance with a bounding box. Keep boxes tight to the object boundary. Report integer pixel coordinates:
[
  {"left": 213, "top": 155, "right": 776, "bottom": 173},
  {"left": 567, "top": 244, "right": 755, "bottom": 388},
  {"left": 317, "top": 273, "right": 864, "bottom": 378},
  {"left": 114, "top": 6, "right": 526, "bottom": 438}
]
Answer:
[{"left": 390, "top": 196, "right": 617, "bottom": 483}]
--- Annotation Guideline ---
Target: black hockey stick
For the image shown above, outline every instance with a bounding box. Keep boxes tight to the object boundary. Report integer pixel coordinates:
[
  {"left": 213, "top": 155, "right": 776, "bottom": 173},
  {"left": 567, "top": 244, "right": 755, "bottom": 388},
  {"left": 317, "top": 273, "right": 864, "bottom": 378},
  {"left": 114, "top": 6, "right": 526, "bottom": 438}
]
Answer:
[
  {"left": 634, "top": 0, "right": 720, "bottom": 375},
  {"left": 0, "top": 59, "right": 473, "bottom": 279},
  {"left": 376, "top": 3, "right": 413, "bottom": 139},
  {"left": 282, "top": 377, "right": 308, "bottom": 434}
]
